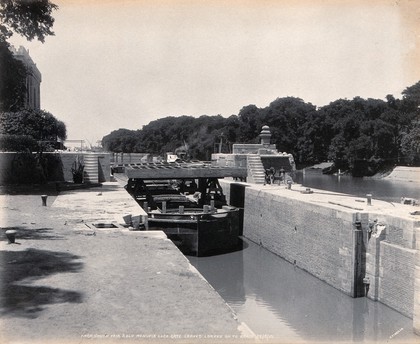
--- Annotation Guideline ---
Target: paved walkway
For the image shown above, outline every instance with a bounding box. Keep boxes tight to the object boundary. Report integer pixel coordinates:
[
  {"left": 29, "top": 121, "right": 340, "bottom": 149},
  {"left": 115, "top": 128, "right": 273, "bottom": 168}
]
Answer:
[
  {"left": 224, "top": 179, "right": 419, "bottom": 220},
  {"left": 0, "top": 183, "right": 252, "bottom": 344}
]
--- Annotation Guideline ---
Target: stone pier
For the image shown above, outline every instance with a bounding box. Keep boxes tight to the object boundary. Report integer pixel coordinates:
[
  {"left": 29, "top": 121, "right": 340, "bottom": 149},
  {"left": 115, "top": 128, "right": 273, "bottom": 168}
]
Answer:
[{"left": 0, "top": 182, "right": 248, "bottom": 343}]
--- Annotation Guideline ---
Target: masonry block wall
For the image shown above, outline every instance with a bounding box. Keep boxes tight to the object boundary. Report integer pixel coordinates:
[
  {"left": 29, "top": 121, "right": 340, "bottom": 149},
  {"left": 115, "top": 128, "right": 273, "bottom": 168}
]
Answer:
[
  {"left": 364, "top": 214, "right": 418, "bottom": 319},
  {"left": 212, "top": 153, "right": 250, "bottom": 168},
  {"left": 59, "top": 152, "right": 77, "bottom": 181},
  {"left": 59, "top": 152, "right": 111, "bottom": 183},
  {"left": 241, "top": 185, "right": 358, "bottom": 296},
  {"left": 378, "top": 242, "right": 415, "bottom": 317},
  {"left": 111, "top": 153, "right": 148, "bottom": 164},
  {"left": 219, "top": 179, "right": 420, "bottom": 323},
  {"left": 0, "top": 152, "right": 111, "bottom": 184},
  {"left": 0, "top": 153, "right": 20, "bottom": 183},
  {"left": 0, "top": 152, "right": 65, "bottom": 183}
]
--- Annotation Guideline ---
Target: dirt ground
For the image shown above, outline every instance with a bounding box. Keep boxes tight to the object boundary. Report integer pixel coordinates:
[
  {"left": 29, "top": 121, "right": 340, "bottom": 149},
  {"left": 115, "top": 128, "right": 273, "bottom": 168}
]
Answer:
[{"left": 0, "top": 184, "right": 248, "bottom": 344}]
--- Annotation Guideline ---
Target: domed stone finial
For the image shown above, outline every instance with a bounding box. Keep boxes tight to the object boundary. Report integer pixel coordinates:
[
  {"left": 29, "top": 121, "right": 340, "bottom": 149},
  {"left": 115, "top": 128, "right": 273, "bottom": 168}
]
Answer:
[{"left": 259, "top": 125, "right": 271, "bottom": 145}]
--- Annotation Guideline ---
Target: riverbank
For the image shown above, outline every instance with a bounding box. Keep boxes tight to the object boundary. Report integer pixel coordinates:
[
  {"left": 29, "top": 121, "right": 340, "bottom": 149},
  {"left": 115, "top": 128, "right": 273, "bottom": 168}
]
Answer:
[
  {"left": 0, "top": 183, "right": 249, "bottom": 344},
  {"left": 382, "top": 166, "right": 420, "bottom": 183}
]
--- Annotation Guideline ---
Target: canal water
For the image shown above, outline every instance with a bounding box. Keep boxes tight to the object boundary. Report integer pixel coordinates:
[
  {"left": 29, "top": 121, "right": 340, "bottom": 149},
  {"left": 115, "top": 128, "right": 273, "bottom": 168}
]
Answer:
[
  {"left": 188, "top": 174, "right": 420, "bottom": 343},
  {"left": 295, "top": 171, "right": 419, "bottom": 203}
]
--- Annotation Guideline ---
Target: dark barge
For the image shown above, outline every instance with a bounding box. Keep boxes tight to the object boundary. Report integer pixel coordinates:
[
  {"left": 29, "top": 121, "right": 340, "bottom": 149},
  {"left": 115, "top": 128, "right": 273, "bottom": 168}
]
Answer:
[{"left": 123, "top": 161, "right": 246, "bottom": 256}]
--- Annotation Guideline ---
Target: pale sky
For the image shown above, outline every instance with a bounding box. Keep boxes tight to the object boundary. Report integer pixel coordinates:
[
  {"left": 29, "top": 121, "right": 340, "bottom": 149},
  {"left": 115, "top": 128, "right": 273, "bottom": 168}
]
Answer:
[{"left": 9, "top": 0, "right": 420, "bottom": 146}]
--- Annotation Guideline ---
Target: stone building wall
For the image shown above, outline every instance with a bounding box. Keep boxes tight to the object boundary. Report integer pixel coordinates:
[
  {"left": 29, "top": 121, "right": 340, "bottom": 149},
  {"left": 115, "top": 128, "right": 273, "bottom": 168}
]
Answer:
[{"left": 10, "top": 46, "right": 42, "bottom": 110}]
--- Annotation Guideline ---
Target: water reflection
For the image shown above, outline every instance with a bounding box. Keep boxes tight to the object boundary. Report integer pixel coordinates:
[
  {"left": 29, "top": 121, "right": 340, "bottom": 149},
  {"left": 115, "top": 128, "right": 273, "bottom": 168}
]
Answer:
[
  {"left": 189, "top": 238, "right": 417, "bottom": 343},
  {"left": 295, "top": 172, "right": 420, "bottom": 203}
]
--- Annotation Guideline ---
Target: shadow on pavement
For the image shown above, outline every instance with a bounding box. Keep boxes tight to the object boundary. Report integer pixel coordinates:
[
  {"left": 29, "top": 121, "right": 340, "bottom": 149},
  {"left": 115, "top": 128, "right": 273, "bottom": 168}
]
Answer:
[
  {"left": 0, "top": 248, "right": 84, "bottom": 318},
  {"left": 1, "top": 227, "right": 65, "bottom": 241},
  {"left": 0, "top": 183, "right": 60, "bottom": 196}
]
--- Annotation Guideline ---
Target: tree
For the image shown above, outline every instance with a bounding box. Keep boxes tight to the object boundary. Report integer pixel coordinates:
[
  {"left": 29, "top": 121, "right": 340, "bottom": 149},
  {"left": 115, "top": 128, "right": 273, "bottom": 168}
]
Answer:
[
  {"left": 401, "top": 80, "right": 420, "bottom": 111},
  {"left": 318, "top": 97, "right": 398, "bottom": 173},
  {"left": 0, "top": 0, "right": 58, "bottom": 43},
  {"left": 297, "top": 110, "right": 333, "bottom": 164},
  {"left": 101, "top": 81, "right": 420, "bottom": 173},
  {"left": 400, "top": 123, "right": 420, "bottom": 165},
  {"left": 370, "top": 116, "right": 399, "bottom": 162},
  {"left": 327, "top": 133, "right": 348, "bottom": 170},
  {"left": 237, "top": 105, "right": 262, "bottom": 143},
  {"left": 0, "top": 109, "right": 66, "bottom": 145},
  {"left": 102, "top": 129, "right": 140, "bottom": 153},
  {"left": 263, "top": 97, "right": 316, "bottom": 163}
]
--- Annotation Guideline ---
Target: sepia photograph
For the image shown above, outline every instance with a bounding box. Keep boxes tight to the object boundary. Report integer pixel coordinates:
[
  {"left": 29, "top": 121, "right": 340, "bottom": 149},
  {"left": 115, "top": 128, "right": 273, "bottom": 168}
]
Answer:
[{"left": 1, "top": 0, "right": 420, "bottom": 343}]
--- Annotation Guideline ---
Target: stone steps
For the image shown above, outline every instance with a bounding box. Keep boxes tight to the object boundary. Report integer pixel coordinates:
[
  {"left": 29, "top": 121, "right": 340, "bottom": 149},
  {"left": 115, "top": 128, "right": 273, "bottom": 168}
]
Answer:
[{"left": 247, "top": 155, "right": 265, "bottom": 184}]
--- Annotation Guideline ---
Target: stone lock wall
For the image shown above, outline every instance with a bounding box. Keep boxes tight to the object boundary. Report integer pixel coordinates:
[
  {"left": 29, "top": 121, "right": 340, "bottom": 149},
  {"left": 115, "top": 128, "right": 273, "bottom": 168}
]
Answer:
[
  {"left": 377, "top": 242, "right": 415, "bottom": 317},
  {"left": 241, "top": 185, "right": 359, "bottom": 296},
  {"left": 219, "top": 179, "right": 420, "bottom": 329},
  {"left": 364, "top": 214, "right": 418, "bottom": 318}
]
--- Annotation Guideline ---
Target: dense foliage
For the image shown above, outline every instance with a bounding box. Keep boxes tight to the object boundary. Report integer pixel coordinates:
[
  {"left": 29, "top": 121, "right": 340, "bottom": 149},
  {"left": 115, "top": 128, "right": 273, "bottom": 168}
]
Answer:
[
  {"left": 0, "top": 134, "right": 38, "bottom": 152},
  {"left": 103, "top": 82, "right": 420, "bottom": 176},
  {"left": 0, "top": 109, "right": 66, "bottom": 151},
  {"left": 0, "top": 0, "right": 58, "bottom": 43}
]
